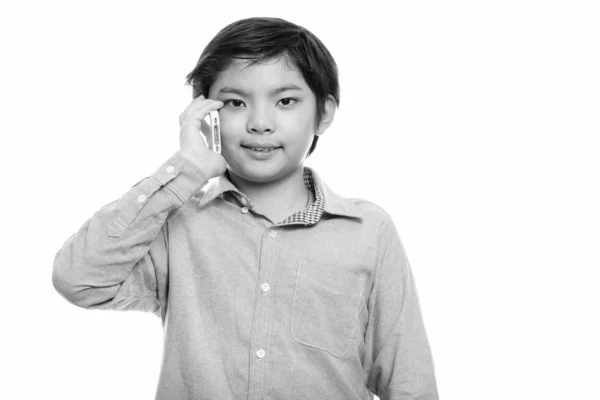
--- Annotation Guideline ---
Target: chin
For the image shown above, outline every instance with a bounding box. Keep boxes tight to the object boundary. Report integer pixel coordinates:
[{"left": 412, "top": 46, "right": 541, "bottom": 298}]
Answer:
[
  {"left": 228, "top": 162, "right": 296, "bottom": 185},
  {"left": 235, "top": 168, "right": 284, "bottom": 183}
]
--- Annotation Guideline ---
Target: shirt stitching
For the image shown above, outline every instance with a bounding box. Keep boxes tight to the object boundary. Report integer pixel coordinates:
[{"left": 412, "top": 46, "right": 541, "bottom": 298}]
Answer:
[{"left": 298, "top": 274, "right": 362, "bottom": 297}]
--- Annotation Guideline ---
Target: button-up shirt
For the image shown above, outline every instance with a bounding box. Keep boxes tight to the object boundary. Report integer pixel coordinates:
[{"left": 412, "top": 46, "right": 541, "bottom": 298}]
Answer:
[{"left": 52, "top": 152, "right": 438, "bottom": 400}]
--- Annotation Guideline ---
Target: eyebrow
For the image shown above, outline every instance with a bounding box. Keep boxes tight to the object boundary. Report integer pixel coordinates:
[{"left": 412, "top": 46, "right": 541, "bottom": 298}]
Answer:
[{"left": 217, "top": 84, "right": 303, "bottom": 97}]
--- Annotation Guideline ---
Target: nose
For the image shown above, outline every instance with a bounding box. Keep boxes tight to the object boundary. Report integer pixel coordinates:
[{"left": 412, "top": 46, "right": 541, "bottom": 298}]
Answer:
[{"left": 246, "top": 105, "right": 274, "bottom": 134}]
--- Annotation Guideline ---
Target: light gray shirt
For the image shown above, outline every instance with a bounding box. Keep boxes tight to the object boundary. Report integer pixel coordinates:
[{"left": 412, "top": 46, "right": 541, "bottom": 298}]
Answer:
[{"left": 52, "top": 151, "right": 438, "bottom": 400}]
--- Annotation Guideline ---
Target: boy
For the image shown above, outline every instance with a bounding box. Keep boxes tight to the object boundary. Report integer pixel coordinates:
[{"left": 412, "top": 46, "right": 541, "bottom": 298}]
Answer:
[{"left": 52, "top": 17, "right": 438, "bottom": 400}]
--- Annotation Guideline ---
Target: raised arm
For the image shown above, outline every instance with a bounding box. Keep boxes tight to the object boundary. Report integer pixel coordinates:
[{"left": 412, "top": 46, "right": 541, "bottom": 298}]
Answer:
[{"left": 52, "top": 96, "right": 226, "bottom": 315}]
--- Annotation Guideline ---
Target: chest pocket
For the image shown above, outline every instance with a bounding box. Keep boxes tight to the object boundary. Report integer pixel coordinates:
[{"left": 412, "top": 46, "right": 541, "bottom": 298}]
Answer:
[{"left": 291, "top": 261, "right": 364, "bottom": 358}]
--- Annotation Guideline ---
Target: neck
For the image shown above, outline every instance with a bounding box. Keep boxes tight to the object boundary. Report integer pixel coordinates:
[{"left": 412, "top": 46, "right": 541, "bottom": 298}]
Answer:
[{"left": 227, "top": 167, "right": 309, "bottom": 215}]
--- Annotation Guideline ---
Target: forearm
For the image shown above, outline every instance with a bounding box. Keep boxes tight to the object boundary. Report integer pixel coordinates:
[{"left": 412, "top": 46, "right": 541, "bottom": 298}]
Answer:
[{"left": 52, "top": 151, "right": 211, "bottom": 309}]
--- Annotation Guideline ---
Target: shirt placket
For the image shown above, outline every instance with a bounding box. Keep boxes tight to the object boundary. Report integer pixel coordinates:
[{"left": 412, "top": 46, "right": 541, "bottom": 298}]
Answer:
[{"left": 247, "top": 226, "right": 278, "bottom": 400}]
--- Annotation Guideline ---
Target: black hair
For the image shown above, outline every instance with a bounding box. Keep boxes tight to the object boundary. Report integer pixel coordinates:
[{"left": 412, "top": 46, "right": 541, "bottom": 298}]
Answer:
[{"left": 185, "top": 17, "right": 339, "bottom": 156}]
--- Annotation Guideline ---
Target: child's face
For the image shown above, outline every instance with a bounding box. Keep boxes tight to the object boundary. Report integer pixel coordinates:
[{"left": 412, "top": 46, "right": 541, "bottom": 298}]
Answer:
[{"left": 208, "top": 56, "right": 325, "bottom": 184}]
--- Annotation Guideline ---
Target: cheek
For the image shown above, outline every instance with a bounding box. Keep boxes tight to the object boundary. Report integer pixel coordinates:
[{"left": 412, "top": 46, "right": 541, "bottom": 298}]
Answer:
[
  {"left": 280, "top": 108, "right": 316, "bottom": 131},
  {"left": 219, "top": 112, "right": 246, "bottom": 141}
]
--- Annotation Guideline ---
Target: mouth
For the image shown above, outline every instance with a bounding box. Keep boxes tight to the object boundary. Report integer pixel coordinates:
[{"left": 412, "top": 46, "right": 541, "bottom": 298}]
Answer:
[{"left": 241, "top": 145, "right": 282, "bottom": 153}]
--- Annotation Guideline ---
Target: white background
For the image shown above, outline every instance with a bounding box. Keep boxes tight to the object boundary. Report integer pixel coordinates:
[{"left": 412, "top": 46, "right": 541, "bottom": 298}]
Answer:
[{"left": 1, "top": 0, "right": 599, "bottom": 399}]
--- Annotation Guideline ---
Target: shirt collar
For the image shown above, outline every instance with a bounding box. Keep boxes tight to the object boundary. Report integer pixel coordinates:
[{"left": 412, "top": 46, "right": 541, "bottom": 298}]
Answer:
[
  {"left": 307, "top": 167, "right": 362, "bottom": 220},
  {"left": 196, "top": 171, "right": 243, "bottom": 207},
  {"left": 196, "top": 167, "right": 362, "bottom": 220}
]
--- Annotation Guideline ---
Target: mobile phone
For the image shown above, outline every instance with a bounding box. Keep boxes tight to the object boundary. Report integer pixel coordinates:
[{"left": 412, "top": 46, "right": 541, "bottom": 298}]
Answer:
[{"left": 200, "top": 110, "right": 221, "bottom": 154}]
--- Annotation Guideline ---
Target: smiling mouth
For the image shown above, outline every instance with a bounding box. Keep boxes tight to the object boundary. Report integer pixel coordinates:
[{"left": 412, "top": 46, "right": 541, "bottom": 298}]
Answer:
[{"left": 242, "top": 146, "right": 282, "bottom": 152}]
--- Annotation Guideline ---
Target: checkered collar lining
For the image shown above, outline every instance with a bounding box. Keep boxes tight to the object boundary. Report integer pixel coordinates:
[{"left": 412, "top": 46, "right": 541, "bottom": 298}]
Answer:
[{"left": 198, "top": 167, "right": 361, "bottom": 223}]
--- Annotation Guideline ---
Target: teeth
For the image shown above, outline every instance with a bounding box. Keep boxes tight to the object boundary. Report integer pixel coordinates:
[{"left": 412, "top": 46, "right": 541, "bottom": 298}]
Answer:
[{"left": 251, "top": 147, "right": 273, "bottom": 152}]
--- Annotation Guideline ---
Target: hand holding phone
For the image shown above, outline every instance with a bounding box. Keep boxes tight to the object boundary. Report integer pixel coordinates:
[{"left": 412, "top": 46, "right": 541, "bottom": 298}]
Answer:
[{"left": 179, "top": 96, "right": 226, "bottom": 178}]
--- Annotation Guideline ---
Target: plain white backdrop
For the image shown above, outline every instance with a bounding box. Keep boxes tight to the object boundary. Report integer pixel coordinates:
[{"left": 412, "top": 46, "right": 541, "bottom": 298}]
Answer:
[{"left": 1, "top": 0, "right": 599, "bottom": 399}]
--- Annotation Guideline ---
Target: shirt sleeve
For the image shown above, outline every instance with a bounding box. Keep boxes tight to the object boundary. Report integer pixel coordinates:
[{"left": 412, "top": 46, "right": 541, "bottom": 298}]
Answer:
[
  {"left": 364, "top": 217, "right": 439, "bottom": 400},
  {"left": 52, "top": 151, "right": 211, "bottom": 317}
]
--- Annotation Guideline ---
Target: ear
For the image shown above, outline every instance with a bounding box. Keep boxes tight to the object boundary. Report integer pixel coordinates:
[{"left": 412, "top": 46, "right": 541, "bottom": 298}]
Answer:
[{"left": 315, "top": 95, "right": 337, "bottom": 137}]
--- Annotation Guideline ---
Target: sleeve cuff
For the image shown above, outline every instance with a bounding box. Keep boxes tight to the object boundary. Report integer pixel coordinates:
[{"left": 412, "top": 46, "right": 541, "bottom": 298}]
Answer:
[{"left": 159, "top": 152, "right": 211, "bottom": 204}]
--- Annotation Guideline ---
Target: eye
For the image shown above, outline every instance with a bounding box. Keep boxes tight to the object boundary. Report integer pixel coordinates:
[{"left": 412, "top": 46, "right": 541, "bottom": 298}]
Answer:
[
  {"left": 223, "top": 99, "right": 245, "bottom": 108},
  {"left": 278, "top": 97, "right": 299, "bottom": 107}
]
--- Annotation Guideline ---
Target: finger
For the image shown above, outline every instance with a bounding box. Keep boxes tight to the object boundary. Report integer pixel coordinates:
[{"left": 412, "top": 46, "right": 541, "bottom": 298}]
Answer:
[
  {"left": 180, "top": 99, "right": 223, "bottom": 126},
  {"left": 180, "top": 97, "right": 203, "bottom": 125},
  {"left": 181, "top": 122, "right": 209, "bottom": 147},
  {"left": 195, "top": 98, "right": 223, "bottom": 109},
  {"left": 187, "top": 106, "right": 221, "bottom": 126},
  {"left": 191, "top": 94, "right": 206, "bottom": 103},
  {"left": 187, "top": 100, "right": 224, "bottom": 119}
]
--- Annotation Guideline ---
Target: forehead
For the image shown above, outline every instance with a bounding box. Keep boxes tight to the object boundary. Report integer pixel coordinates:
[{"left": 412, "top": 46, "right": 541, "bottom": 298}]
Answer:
[{"left": 212, "top": 56, "right": 308, "bottom": 92}]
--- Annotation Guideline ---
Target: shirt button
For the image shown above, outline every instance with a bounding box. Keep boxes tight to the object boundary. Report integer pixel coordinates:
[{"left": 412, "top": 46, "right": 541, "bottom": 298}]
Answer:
[
  {"left": 241, "top": 207, "right": 249, "bottom": 214},
  {"left": 166, "top": 165, "right": 175, "bottom": 173},
  {"left": 261, "top": 283, "right": 270, "bottom": 293},
  {"left": 256, "top": 349, "right": 265, "bottom": 359},
  {"left": 269, "top": 230, "right": 277, "bottom": 239},
  {"left": 137, "top": 194, "right": 147, "bottom": 203}
]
